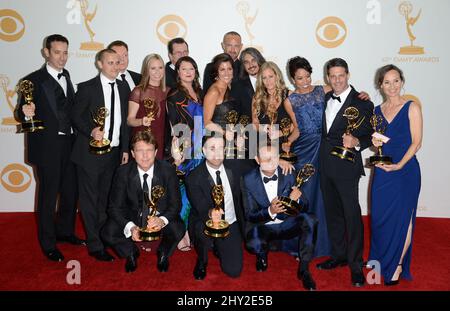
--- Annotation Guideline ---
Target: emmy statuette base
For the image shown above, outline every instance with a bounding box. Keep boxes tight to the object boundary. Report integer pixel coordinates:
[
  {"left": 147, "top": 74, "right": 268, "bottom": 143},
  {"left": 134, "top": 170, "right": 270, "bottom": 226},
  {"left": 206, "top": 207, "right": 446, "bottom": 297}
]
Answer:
[
  {"left": 331, "top": 146, "right": 355, "bottom": 162},
  {"left": 204, "top": 219, "right": 230, "bottom": 238}
]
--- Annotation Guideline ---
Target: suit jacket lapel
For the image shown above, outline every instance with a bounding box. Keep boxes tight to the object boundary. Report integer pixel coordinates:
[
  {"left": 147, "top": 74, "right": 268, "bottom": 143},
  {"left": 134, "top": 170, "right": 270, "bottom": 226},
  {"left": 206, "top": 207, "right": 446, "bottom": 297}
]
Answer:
[
  {"left": 253, "top": 169, "right": 271, "bottom": 208},
  {"left": 40, "top": 68, "right": 59, "bottom": 118},
  {"left": 129, "top": 162, "right": 143, "bottom": 221},
  {"left": 328, "top": 88, "right": 354, "bottom": 134},
  {"left": 322, "top": 92, "right": 332, "bottom": 135},
  {"left": 64, "top": 69, "right": 76, "bottom": 102}
]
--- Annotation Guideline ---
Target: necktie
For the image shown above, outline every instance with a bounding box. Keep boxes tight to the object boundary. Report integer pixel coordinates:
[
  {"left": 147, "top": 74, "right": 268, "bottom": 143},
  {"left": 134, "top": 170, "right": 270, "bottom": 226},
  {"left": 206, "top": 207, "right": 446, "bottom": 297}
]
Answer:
[
  {"left": 331, "top": 94, "right": 341, "bottom": 103},
  {"left": 263, "top": 174, "right": 278, "bottom": 184},
  {"left": 108, "top": 82, "right": 115, "bottom": 141},
  {"left": 142, "top": 173, "right": 149, "bottom": 227},
  {"left": 216, "top": 170, "right": 222, "bottom": 185},
  {"left": 121, "top": 73, "right": 130, "bottom": 90}
]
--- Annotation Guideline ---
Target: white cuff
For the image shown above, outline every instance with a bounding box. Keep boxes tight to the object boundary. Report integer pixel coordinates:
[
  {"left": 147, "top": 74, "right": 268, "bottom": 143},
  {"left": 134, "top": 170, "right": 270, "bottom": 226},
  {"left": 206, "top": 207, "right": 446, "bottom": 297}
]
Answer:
[
  {"left": 124, "top": 221, "right": 137, "bottom": 238},
  {"left": 160, "top": 216, "right": 169, "bottom": 227},
  {"left": 268, "top": 207, "right": 276, "bottom": 220}
]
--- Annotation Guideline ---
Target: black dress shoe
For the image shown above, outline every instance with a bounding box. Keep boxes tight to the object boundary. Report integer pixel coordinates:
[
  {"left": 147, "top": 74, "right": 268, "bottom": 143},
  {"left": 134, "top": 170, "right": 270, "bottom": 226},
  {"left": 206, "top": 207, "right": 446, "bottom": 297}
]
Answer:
[
  {"left": 256, "top": 255, "right": 268, "bottom": 272},
  {"left": 157, "top": 255, "right": 169, "bottom": 272},
  {"left": 45, "top": 248, "right": 64, "bottom": 262},
  {"left": 57, "top": 235, "right": 86, "bottom": 246},
  {"left": 384, "top": 279, "right": 399, "bottom": 286},
  {"left": 297, "top": 269, "right": 317, "bottom": 291},
  {"left": 125, "top": 254, "right": 138, "bottom": 273},
  {"left": 316, "top": 258, "right": 347, "bottom": 270},
  {"left": 351, "top": 270, "right": 365, "bottom": 287},
  {"left": 193, "top": 261, "right": 207, "bottom": 280},
  {"left": 89, "top": 250, "right": 115, "bottom": 262}
]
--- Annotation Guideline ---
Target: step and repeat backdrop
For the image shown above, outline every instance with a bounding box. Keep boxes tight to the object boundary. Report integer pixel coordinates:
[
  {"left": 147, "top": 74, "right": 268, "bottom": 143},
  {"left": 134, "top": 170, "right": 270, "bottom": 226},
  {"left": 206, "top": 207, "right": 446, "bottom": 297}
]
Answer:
[{"left": 0, "top": 0, "right": 448, "bottom": 216}]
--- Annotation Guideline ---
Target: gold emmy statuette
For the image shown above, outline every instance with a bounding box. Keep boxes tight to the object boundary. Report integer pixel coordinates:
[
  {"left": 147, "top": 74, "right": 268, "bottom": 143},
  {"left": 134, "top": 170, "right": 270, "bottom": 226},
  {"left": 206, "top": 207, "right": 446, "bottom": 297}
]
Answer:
[
  {"left": 330, "top": 107, "right": 365, "bottom": 162},
  {"left": 89, "top": 107, "right": 111, "bottom": 154},
  {"left": 236, "top": 114, "right": 250, "bottom": 156},
  {"left": 79, "top": 0, "right": 104, "bottom": 51},
  {"left": 278, "top": 164, "right": 315, "bottom": 216},
  {"left": 174, "top": 138, "right": 187, "bottom": 180},
  {"left": 279, "top": 117, "right": 298, "bottom": 164},
  {"left": 369, "top": 114, "right": 392, "bottom": 165},
  {"left": 143, "top": 97, "right": 159, "bottom": 132},
  {"left": 17, "top": 80, "right": 45, "bottom": 133},
  {"left": 398, "top": 1, "right": 425, "bottom": 55},
  {"left": 224, "top": 110, "right": 239, "bottom": 157},
  {"left": 204, "top": 185, "right": 230, "bottom": 238},
  {"left": 139, "top": 185, "right": 165, "bottom": 241},
  {"left": 0, "top": 75, "right": 19, "bottom": 125}
]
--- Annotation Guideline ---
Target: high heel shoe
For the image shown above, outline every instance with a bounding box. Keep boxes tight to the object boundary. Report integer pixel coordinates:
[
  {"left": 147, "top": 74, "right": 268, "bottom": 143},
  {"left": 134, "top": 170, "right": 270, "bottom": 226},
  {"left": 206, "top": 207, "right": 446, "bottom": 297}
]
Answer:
[{"left": 384, "top": 264, "right": 402, "bottom": 286}]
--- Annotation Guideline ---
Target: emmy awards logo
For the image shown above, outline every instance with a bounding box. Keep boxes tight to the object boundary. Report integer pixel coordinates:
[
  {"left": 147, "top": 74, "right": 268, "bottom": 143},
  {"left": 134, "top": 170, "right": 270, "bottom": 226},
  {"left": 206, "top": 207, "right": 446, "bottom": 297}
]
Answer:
[
  {"left": 398, "top": 1, "right": 425, "bottom": 55},
  {"left": 0, "top": 75, "right": 19, "bottom": 125},
  {"left": 79, "top": 0, "right": 104, "bottom": 51},
  {"left": 236, "top": 1, "right": 263, "bottom": 52}
]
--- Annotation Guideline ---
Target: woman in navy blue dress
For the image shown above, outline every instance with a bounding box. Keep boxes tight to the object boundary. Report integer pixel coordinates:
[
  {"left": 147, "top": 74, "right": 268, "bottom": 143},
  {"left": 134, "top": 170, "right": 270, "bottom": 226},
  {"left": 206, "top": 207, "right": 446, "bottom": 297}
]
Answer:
[{"left": 369, "top": 64, "right": 422, "bottom": 285}]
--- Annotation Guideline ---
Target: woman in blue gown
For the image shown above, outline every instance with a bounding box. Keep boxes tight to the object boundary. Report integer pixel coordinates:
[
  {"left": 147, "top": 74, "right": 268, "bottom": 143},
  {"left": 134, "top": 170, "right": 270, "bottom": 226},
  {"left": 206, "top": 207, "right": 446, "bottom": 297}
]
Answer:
[
  {"left": 369, "top": 64, "right": 422, "bottom": 285},
  {"left": 283, "top": 57, "right": 331, "bottom": 258},
  {"left": 166, "top": 56, "right": 204, "bottom": 251}
]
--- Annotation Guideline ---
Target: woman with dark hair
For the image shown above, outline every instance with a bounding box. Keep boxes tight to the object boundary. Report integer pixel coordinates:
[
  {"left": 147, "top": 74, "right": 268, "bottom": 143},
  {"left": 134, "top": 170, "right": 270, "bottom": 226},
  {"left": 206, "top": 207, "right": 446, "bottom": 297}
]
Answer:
[
  {"left": 166, "top": 56, "right": 204, "bottom": 251},
  {"left": 368, "top": 64, "right": 422, "bottom": 286}
]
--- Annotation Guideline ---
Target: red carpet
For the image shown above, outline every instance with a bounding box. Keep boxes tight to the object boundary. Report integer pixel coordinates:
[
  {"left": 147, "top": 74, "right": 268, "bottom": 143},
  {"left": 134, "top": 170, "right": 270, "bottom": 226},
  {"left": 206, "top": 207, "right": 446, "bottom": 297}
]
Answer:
[{"left": 0, "top": 213, "right": 449, "bottom": 291}]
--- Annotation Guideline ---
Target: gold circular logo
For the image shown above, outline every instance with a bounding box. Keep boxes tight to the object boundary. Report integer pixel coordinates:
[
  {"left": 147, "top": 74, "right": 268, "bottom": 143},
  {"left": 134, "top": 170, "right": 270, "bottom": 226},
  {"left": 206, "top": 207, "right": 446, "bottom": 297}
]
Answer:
[
  {"left": 316, "top": 16, "right": 347, "bottom": 48},
  {"left": 156, "top": 15, "right": 187, "bottom": 45},
  {"left": 0, "top": 9, "right": 25, "bottom": 42},
  {"left": 1, "top": 163, "right": 32, "bottom": 193},
  {"left": 403, "top": 94, "right": 422, "bottom": 107}
]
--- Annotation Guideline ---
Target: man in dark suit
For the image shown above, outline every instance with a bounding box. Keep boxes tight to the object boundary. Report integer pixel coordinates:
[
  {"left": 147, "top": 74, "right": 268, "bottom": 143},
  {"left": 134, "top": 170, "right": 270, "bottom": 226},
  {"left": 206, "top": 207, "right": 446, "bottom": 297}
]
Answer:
[
  {"left": 185, "top": 134, "right": 246, "bottom": 280},
  {"left": 231, "top": 47, "right": 265, "bottom": 119},
  {"left": 107, "top": 40, "right": 141, "bottom": 93},
  {"left": 165, "top": 37, "right": 189, "bottom": 89},
  {"left": 17, "top": 34, "right": 84, "bottom": 262},
  {"left": 317, "top": 58, "right": 374, "bottom": 287},
  {"left": 242, "top": 144, "right": 318, "bottom": 290},
  {"left": 71, "top": 48, "right": 130, "bottom": 262},
  {"left": 101, "top": 131, "right": 184, "bottom": 273},
  {"left": 203, "top": 31, "right": 243, "bottom": 93}
]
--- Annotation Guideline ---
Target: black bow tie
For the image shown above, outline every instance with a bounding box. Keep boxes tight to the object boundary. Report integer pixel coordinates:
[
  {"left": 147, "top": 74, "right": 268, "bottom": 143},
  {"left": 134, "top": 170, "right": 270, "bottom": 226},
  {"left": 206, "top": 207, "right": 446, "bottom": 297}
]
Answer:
[
  {"left": 331, "top": 94, "right": 341, "bottom": 102},
  {"left": 57, "top": 72, "right": 65, "bottom": 80},
  {"left": 263, "top": 175, "right": 278, "bottom": 184}
]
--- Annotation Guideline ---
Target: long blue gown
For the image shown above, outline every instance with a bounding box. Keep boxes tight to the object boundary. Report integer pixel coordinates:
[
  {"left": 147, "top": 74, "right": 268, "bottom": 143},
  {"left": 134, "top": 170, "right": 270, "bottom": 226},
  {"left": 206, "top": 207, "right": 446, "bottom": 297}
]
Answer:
[
  {"left": 284, "top": 86, "right": 331, "bottom": 258},
  {"left": 369, "top": 101, "right": 421, "bottom": 281}
]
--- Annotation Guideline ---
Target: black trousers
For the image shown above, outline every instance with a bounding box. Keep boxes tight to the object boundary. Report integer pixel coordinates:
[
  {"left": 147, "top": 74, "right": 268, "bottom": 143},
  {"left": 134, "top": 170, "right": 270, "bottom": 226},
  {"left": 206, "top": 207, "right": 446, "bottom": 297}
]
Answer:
[
  {"left": 192, "top": 221, "right": 243, "bottom": 278},
  {"left": 246, "top": 213, "right": 317, "bottom": 264},
  {"left": 76, "top": 148, "right": 119, "bottom": 253},
  {"left": 101, "top": 216, "right": 185, "bottom": 258},
  {"left": 35, "top": 135, "right": 78, "bottom": 252},
  {"left": 320, "top": 173, "right": 364, "bottom": 272}
]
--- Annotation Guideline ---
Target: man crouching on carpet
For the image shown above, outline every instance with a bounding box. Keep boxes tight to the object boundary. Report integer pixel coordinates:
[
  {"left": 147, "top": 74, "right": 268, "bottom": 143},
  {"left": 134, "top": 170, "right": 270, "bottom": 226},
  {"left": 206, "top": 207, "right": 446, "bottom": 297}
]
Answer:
[
  {"left": 101, "top": 131, "right": 184, "bottom": 272},
  {"left": 241, "top": 144, "right": 318, "bottom": 290}
]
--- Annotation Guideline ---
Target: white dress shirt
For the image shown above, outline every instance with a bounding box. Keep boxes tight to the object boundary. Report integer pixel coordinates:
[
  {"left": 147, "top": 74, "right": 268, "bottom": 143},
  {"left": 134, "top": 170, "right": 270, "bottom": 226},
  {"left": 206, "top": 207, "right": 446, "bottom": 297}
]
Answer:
[
  {"left": 123, "top": 165, "right": 168, "bottom": 238},
  {"left": 325, "top": 85, "right": 352, "bottom": 133},
  {"left": 261, "top": 170, "right": 283, "bottom": 225},
  {"left": 100, "top": 73, "right": 122, "bottom": 147},
  {"left": 119, "top": 70, "right": 136, "bottom": 90},
  {"left": 206, "top": 162, "right": 237, "bottom": 225},
  {"left": 249, "top": 75, "right": 257, "bottom": 91}
]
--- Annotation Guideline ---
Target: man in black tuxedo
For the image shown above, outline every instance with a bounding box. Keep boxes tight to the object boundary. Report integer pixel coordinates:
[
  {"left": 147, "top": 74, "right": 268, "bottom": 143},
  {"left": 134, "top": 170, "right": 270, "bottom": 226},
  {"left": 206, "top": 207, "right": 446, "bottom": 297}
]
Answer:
[
  {"left": 107, "top": 40, "right": 141, "bottom": 93},
  {"left": 185, "top": 134, "right": 246, "bottom": 280},
  {"left": 71, "top": 48, "right": 130, "bottom": 262},
  {"left": 101, "top": 131, "right": 184, "bottom": 273},
  {"left": 165, "top": 37, "right": 189, "bottom": 89},
  {"left": 231, "top": 47, "right": 265, "bottom": 119},
  {"left": 242, "top": 145, "right": 318, "bottom": 290},
  {"left": 203, "top": 31, "right": 243, "bottom": 93},
  {"left": 317, "top": 58, "right": 374, "bottom": 287},
  {"left": 17, "top": 34, "right": 84, "bottom": 262}
]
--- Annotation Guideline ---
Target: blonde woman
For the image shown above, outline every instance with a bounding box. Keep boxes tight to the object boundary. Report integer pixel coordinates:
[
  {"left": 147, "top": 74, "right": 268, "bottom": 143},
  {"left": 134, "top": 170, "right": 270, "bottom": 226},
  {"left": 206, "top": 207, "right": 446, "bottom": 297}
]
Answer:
[{"left": 128, "top": 53, "right": 167, "bottom": 159}]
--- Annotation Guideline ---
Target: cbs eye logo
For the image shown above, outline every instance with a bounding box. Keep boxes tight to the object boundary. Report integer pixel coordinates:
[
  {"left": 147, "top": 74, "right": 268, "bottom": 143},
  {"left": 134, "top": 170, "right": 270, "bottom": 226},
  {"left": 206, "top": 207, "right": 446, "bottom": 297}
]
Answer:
[
  {"left": 0, "top": 9, "right": 25, "bottom": 42},
  {"left": 156, "top": 15, "right": 187, "bottom": 45},
  {"left": 316, "top": 16, "right": 347, "bottom": 48},
  {"left": 1, "top": 163, "right": 32, "bottom": 193}
]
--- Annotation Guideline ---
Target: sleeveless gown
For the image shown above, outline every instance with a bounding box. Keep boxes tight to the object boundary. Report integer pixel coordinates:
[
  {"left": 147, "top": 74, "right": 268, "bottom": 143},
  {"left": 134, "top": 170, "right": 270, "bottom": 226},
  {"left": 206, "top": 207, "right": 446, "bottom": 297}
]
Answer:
[
  {"left": 369, "top": 100, "right": 421, "bottom": 281},
  {"left": 284, "top": 86, "right": 331, "bottom": 258}
]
